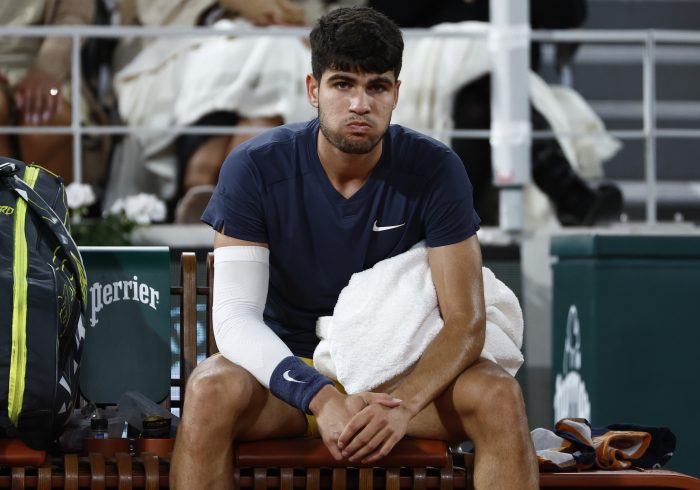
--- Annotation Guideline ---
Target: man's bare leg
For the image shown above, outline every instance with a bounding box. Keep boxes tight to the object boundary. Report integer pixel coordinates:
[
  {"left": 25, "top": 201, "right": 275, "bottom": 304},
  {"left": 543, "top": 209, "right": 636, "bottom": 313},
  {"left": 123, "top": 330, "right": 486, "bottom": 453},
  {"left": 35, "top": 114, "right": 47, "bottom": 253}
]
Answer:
[
  {"left": 170, "top": 355, "right": 307, "bottom": 490},
  {"left": 404, "top": 359, "right": 539, "bottom": 490}
]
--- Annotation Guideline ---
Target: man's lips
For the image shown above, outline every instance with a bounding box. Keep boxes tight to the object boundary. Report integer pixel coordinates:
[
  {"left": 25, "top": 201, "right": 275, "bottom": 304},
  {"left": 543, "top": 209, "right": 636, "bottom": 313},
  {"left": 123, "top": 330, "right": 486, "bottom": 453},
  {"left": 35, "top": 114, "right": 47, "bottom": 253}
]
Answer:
[{"left": 346, "top": 121, "right": 372, "bottom": 131}]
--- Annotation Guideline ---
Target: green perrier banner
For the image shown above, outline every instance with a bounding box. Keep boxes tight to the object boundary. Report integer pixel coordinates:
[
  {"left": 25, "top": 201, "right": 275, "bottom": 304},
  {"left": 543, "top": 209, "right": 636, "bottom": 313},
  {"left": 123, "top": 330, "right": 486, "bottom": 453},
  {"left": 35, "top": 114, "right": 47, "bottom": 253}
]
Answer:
[{"left": 79, "top": 247, "right": 171, "bottom": 404}]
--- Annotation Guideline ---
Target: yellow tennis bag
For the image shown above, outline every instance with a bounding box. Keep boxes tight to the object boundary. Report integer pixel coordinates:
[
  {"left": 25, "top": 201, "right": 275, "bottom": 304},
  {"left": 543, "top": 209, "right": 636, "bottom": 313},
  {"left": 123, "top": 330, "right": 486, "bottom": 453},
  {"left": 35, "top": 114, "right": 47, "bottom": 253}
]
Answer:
[{"left": 0, "top": 157, "right": 87, "bottom": 450}]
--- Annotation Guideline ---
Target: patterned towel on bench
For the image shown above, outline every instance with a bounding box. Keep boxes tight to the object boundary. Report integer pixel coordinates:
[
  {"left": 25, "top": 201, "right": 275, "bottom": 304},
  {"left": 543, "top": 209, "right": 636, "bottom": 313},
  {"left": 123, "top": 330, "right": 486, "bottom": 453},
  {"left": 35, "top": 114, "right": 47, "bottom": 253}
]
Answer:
[{"left": 532, "top": 418, "right": 676, "bottom": 471}]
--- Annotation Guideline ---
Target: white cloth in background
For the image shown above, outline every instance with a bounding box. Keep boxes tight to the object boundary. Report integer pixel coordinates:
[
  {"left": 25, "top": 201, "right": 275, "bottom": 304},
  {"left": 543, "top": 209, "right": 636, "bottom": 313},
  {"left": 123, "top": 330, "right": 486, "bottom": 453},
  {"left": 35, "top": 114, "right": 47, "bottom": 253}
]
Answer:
[
  {"left": 115, "top": 19, "right": 314, "bottom": 158},
  {"left": 393, "top": 21, "right": 621, "bottom": 227},
  {"left": 313, "top": 242, "right": 524, "bottom": 394},
  {"left": 107, "top": 18, "right": 315, "bottom": 205}
]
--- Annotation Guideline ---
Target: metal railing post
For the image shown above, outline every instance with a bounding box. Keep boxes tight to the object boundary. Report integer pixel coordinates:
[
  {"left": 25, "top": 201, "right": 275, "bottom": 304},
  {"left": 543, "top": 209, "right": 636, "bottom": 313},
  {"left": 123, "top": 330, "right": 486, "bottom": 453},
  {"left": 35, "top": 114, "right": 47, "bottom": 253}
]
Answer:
[
  {"left": 71, "top": 32, "right": 82, "bottom": 183},
  {"left": 643, "top": 30, "right": 658, "bottom": 226},
  {"left": 489, "top": 0, "right": 531, "bottom": 232}
]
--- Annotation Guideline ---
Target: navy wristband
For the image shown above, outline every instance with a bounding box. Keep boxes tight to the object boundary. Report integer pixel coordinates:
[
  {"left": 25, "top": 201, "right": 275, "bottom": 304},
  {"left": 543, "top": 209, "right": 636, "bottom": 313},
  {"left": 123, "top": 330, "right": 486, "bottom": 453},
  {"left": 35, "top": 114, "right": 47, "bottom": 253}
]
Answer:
[{"left": 269, "top": 356, "right": 334, "bottom": 414}]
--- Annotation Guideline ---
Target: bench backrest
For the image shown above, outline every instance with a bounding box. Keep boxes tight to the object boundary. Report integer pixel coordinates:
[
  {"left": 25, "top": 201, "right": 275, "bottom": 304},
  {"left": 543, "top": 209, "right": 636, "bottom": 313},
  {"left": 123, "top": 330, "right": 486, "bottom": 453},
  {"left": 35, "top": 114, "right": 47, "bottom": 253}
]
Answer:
[{"left": 173, "top": 252, "right": 217, "bottom": 408}]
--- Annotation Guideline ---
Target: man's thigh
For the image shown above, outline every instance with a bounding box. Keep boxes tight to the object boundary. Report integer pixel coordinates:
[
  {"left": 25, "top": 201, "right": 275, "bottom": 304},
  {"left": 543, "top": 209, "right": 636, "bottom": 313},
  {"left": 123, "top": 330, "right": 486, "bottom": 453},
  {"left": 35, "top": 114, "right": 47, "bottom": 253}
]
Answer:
[
  {"left": 403, "top": 358, "right": 517, "bottom": 442},
  {"left": 192, "top": 354, "right": 308, "bottom": 441}
]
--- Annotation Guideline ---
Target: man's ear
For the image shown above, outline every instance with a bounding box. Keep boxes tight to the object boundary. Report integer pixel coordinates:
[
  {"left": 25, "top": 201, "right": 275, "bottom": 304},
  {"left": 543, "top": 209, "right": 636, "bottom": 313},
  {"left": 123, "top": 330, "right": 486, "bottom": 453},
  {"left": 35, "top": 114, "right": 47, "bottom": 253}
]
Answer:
[
  {"left": 306, "top": 73, "right": 319, "bottom": 108},
  {"left": 393, "top": 80, "right": 401, "bottom": 109}
]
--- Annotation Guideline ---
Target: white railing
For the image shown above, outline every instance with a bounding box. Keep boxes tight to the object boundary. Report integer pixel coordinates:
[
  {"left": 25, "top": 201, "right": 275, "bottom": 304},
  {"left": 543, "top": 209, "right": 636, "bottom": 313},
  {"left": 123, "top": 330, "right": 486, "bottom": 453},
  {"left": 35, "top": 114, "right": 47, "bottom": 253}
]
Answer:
[
  {"left": 531, "top": 29, "right": 700, "bottom": 225},
  {"left": 2, "top": 24, "right": 699, "bottom": 227}
]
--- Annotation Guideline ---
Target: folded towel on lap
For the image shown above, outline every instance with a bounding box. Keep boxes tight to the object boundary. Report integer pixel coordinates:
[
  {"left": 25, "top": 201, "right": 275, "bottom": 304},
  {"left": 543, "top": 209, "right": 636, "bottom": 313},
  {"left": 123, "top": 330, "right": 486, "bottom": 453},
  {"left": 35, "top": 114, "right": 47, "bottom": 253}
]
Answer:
[{"left": 313, "top": 242, "right": 524, "bottom": 394}]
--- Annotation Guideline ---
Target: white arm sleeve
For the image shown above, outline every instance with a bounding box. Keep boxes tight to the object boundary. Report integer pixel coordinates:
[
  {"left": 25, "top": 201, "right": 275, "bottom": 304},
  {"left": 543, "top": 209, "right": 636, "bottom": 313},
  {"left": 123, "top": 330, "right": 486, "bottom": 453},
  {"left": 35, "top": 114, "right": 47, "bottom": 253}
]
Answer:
[{"left": 213, "top": 246, "right": 293, "bottom": 388}]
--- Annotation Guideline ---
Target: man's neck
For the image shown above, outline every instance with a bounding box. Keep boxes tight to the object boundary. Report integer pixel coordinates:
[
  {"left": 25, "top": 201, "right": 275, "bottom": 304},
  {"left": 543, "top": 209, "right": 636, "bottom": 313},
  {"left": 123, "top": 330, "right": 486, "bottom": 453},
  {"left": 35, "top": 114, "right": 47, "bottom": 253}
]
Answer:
[{"left": 316, "top": 132, "right": 383, "bottom": 199}]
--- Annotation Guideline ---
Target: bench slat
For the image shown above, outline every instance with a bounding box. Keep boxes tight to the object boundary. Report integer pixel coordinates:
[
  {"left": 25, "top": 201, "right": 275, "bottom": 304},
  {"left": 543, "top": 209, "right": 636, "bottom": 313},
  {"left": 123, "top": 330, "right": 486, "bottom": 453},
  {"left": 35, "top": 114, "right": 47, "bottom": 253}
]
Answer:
[{"left": 235, "top": 439, "right": 448, "bottom": 469}]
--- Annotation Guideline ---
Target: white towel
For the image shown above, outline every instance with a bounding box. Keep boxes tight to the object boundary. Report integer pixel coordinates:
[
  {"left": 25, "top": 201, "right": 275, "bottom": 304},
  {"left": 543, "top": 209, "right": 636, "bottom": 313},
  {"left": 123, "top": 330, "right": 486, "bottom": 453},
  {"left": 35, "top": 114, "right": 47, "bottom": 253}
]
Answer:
[{"left": 313, "top": 243, "right": 524, "bottom": 394}]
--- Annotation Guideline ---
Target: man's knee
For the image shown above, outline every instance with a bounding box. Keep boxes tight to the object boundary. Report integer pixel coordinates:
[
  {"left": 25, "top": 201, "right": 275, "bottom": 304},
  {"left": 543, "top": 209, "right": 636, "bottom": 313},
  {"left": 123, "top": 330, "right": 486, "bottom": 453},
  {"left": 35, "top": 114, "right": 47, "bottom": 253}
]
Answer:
[
  {"left": 183, "top": 357, "right": 256, "bottom": 417},
  {"left": 481, "top": 372, "right": 525, "bottom": 417},
  {"left": 455, "top": 364, "right": 527, "bottom": 430}
]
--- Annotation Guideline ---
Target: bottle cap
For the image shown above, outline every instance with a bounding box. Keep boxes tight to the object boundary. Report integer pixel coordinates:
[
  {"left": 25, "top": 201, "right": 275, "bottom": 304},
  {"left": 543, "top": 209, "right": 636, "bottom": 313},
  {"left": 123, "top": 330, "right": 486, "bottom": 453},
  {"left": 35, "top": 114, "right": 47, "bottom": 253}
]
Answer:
[{"left": 141, "top": 415, "right": 171, "bottom": 439}]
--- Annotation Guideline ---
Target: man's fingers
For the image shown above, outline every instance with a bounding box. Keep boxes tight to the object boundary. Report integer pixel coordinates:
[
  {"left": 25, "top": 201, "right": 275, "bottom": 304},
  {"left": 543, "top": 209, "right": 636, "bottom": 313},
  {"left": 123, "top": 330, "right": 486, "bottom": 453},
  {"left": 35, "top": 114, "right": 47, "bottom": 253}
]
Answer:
[
  {"left": 360, "top": 435, "right": 400, "bottom": 464},
  {"left": 339, "top": 408, "right": 390, "bottom": 458},
  {"left": 346, "top": 426, "right": 389, "bottom": 462},
  {"left": 325, "top": 440, "right": 344, "bottom": 461},
  {"left": 365, "top": 392, "right": 402, "bottom": 408},
  {"left": 374, "top": 398, "right": 401, "bottom": 408},
  {"left": 323, "top": 433, "right": 344, "bottom": 461},
  {"left": 336, "top": 409, "right": 369, "bottom": 450}
]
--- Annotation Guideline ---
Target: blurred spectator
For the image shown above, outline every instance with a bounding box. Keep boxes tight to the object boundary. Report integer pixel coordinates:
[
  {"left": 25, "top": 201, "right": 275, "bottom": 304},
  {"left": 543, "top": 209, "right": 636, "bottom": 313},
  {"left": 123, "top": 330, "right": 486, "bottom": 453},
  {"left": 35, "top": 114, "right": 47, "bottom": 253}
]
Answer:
[
  {"left": 0, "top": 0, "right": 96, "bottom": 183},
  {"left": 171, "top": 0, "right": 307, "bottom": 222},
  {"left": 104, "top": 0, "right": 357, "bottom": 222},
  {"left": 370, "top": 0, "right": 623, "bottom": 227}
]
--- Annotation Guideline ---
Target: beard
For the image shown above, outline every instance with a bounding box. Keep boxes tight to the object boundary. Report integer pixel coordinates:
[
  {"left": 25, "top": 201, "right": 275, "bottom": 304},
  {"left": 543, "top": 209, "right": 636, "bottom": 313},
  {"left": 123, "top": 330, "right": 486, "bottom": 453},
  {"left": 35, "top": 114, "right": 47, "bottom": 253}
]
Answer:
[{"left": 318, "top": 109, "right": 388, "bottom": 155}]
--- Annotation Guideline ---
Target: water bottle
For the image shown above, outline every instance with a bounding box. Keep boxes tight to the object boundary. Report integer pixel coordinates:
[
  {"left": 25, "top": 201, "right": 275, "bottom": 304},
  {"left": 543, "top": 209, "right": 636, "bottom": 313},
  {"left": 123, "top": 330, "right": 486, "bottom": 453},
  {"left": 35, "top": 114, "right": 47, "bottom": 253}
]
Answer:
[{"left": 90, "top": 417, "right": 109, "bottom": 439}]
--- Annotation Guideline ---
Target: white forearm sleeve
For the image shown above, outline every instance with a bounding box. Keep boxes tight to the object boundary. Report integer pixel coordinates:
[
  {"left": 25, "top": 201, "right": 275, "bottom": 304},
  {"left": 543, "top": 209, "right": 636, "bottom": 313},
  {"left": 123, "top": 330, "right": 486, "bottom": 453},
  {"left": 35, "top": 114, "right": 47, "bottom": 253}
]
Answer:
[{"left": 213, "top": 246, "right": 293, "bottom": 388}]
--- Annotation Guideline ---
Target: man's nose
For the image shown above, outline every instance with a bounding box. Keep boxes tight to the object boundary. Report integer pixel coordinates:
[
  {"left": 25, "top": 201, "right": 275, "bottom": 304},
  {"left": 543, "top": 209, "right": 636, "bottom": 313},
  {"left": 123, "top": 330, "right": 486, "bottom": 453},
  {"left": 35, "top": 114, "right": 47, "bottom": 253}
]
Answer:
[{"left": 349, "top": 91, "right": 371, "bottom": 114}]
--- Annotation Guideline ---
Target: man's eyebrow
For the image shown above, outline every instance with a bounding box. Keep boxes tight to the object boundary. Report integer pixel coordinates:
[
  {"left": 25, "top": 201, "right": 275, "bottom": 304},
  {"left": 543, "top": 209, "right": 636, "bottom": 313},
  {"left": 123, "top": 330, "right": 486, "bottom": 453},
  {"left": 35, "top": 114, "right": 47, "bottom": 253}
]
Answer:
[
  {"left": 325, "top": 73, "right": 395, "bottom": 85},
  {"left": 326, "top": 73, "right": 356, "bottom": 82},
  {"left": 368, "top": 75, "right": 395, "bottom": 85}
]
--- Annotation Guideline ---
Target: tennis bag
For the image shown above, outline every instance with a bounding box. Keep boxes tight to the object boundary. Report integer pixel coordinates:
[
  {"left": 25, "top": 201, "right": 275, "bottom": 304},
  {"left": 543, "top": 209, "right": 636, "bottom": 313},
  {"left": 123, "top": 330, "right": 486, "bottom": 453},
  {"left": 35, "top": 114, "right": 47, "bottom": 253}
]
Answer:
[{"left": 0, "top": 157, "right": 87, "bottom": 449}]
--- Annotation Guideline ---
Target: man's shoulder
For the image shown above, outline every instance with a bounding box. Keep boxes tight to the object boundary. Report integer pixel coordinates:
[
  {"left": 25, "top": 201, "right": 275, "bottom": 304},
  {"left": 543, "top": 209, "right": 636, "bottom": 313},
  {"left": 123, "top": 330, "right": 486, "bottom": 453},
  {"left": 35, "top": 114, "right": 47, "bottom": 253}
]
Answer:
[
  {"left": 386, "top": 124, "right": 461, "bottom": 177},
  {"left": 243, "top": 120, "right": 317, "bottom": 156},
  {"left": 222, "top": 119, "right": 317, "bottom": 184}
]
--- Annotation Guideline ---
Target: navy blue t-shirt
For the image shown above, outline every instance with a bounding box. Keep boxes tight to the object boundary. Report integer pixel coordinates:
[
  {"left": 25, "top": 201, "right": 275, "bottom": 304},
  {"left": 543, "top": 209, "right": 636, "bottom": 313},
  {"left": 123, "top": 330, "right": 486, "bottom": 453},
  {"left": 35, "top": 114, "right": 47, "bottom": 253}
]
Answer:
[{"left": 202, "top": 119, "right": 480, "bottom": 357}]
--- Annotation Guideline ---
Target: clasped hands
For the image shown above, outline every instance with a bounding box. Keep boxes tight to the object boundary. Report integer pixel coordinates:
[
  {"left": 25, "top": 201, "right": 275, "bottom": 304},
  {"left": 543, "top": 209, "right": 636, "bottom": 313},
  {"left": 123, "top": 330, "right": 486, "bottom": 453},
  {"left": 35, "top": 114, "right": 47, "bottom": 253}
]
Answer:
[{"left": 309, "top": 385, "right": 413, "bottom": 464}]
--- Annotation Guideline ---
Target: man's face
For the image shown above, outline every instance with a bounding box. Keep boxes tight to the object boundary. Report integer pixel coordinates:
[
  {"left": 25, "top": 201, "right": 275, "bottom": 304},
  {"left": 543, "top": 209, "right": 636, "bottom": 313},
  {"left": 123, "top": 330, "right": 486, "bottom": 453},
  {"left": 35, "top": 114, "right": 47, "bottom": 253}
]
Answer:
[{"left": 307, "top": 70, "right": 400, "bottom": 155}]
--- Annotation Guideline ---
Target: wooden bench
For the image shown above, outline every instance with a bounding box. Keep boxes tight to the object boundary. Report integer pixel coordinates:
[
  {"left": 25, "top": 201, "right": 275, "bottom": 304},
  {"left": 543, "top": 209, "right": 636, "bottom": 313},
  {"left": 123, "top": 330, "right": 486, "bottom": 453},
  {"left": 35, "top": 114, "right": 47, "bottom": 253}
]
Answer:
[
  {"left": 175, "top": 252, "right": 700, "bottom": 490},
  {"left": 0, "top": 251, "right": 698, "bottom": 489}
]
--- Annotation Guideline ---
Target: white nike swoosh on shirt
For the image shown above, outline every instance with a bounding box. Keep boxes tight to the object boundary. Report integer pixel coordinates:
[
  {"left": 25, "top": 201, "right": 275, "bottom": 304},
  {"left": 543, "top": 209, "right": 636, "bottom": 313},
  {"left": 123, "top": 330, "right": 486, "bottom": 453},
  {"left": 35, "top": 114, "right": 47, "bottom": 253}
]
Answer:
[
  {"left": 283, "top": 370, "right": 307, "bottom": 384},
  {"left": 373, "top": 220, "right": 406, "bottom": 232}
]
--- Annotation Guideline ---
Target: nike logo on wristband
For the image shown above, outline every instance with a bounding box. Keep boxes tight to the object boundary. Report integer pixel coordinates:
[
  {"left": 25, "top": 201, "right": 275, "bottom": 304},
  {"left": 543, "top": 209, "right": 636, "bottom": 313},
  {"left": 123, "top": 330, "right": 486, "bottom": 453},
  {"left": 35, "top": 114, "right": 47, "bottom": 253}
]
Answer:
[
  {"left": 373, "top": 220, "right": 405, "bottom": 232},
  {"left": 283, "top": 370, "right": 308, "bottom": 384}
]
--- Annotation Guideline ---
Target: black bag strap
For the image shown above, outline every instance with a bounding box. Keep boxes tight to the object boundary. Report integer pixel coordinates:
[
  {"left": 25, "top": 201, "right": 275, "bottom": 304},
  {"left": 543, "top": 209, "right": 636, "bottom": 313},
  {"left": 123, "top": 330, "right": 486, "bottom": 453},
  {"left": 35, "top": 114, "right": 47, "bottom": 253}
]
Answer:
[{"left": 0, "top": 161, "right": 88, "bottom": 313}]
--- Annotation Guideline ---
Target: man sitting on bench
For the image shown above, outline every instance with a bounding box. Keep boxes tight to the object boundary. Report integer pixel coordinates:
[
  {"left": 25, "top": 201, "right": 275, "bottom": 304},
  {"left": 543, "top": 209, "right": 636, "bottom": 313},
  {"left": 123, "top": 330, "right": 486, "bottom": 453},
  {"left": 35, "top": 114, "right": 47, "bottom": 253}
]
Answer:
[{"left": 170, "top": 6, "right": 539, "bottom": 490}]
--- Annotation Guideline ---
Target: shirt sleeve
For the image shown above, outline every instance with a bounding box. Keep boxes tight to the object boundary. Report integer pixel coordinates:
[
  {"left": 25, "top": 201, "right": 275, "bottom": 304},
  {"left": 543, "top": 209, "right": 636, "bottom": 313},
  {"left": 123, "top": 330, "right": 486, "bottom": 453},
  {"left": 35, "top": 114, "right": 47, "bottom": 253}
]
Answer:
[
  {"left": 422, "top": 151, "right": 481, "bottom": 248},
  {"left": 201, "top": 147, "right": 268, "bottom": 242}
]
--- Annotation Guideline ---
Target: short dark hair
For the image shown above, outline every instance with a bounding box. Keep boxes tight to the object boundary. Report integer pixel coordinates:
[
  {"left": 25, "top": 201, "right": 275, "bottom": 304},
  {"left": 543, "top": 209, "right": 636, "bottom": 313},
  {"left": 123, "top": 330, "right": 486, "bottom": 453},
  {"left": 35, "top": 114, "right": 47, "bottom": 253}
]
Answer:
[{"left": 309, "top": 6, "right": 404, "bottom": 81}]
